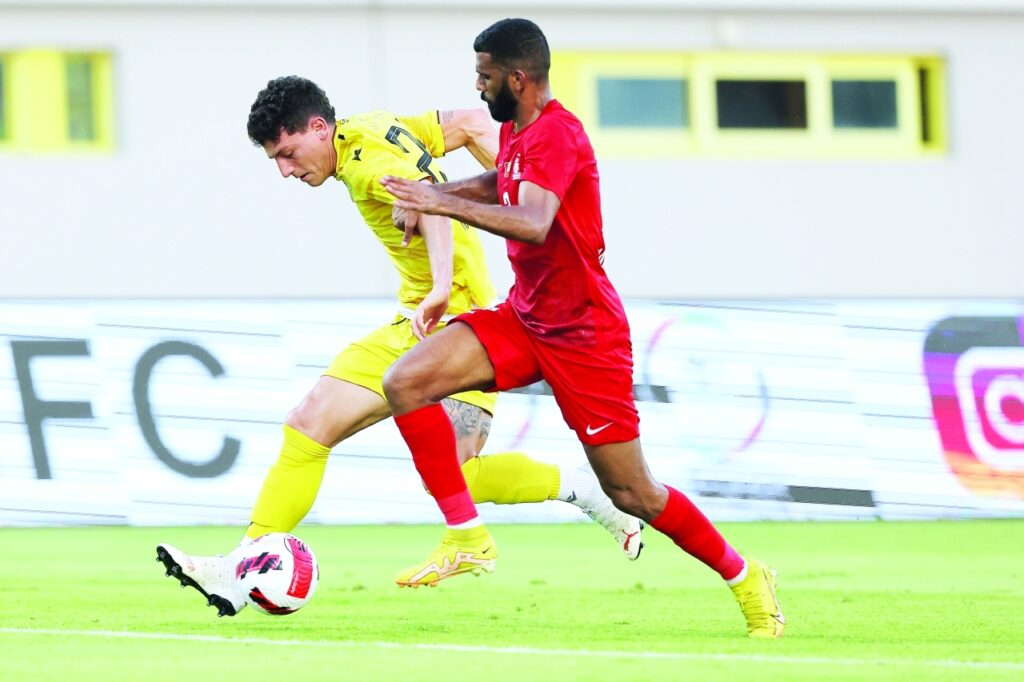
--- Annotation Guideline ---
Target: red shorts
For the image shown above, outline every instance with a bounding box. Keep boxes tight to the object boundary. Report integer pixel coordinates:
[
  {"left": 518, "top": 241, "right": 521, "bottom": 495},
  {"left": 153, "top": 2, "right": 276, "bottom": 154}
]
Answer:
[{"left": 454, "top": 302, "right": 640, "bottom": 446}]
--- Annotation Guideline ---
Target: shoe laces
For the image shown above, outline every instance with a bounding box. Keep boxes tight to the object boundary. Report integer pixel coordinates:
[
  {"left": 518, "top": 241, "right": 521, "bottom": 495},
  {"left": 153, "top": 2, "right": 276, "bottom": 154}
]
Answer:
[
  {"left": 737, "top": 586, "right": 769, "bottom": 618},
  {"left": 734, "top": 573, "right": 779, "bottom": 625}
]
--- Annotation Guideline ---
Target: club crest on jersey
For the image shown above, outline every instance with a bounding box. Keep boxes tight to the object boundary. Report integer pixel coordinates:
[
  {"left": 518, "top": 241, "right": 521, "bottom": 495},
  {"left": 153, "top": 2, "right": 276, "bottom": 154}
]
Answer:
[
  {"left": 503, "top": 161, "right": 511, "bottom": 177},
  {"left": 511, "top": 154, "right": 522, "bottom": 180}
]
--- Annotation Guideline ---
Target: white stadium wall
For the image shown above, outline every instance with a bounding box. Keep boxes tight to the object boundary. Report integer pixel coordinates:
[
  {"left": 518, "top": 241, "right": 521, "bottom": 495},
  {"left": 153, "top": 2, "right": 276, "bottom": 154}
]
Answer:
[
  {"left": 2, "top": 298, "right": 1023, "bottom": 526},
  {"left": 0, "top": 0, "right": 1022, "bottom": 298}
]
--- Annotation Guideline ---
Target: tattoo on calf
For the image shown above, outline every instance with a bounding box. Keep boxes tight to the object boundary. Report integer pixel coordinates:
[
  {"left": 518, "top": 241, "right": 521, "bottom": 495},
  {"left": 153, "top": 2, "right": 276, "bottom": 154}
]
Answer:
[{"left": 441, "top": 398, "right": 491, "bottom": 440}]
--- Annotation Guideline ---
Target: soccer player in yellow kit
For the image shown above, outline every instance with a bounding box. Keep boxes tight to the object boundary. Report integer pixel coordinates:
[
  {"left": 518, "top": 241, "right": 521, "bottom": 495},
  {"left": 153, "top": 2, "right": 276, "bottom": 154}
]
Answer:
[{"left": 155, "top": 75, "right": 642, "bottom": 616}]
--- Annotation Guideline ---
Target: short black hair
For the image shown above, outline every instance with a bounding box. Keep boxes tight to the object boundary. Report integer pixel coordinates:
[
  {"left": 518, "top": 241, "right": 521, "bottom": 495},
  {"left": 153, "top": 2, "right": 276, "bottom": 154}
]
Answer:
[
  {"left": 247, "top": 76, "right": 336, "bottom": 146},
  {"left": 473, "top": 18, "right": 550, "bottom": 82}
]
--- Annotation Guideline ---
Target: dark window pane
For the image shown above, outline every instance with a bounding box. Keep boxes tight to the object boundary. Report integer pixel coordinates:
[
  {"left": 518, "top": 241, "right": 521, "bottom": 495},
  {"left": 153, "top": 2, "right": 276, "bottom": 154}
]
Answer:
[
  {"left": 716, "top": 79, "right": 807, "bottom": 129},
  {"left": 597, "top": 78, "right": 688, "bottom": 128},
  {"left": 66, "top": 56, "right": 95, "bottom": 141},
  {"left": 918, "top": 68, "right": 931, "bottom": 142},
  {"left": 832, "top": 80, "right": 897, "bottom": 128}
]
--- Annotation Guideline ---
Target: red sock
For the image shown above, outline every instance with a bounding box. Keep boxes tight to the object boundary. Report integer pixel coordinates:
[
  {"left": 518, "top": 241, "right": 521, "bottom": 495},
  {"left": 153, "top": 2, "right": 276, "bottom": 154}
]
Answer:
[
  {"left": 393, "top": 404, "right": 478, "bottom": 526},
  {"left": 650, "top": 485, "right": 745, "bottom": 580}
]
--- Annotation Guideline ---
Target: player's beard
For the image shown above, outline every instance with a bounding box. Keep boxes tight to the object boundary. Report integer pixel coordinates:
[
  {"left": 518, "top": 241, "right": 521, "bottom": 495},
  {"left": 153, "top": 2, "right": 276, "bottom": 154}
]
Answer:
[{"left": 483, "top": 82, "right": 518, "bottom": 123}]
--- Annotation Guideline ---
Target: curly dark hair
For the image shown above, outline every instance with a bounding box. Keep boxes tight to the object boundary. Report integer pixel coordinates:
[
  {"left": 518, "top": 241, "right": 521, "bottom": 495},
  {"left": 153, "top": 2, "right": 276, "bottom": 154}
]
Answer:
[
  {"left": 473, "top": 18, "right": 550, "bottom": 82},
  {"left": 247, "top": 76, "right": 336, "bottom": 146}
]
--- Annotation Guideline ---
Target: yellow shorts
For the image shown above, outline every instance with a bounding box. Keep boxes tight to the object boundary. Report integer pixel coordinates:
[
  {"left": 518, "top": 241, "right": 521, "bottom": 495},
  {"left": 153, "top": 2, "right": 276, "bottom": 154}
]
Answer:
[{"left": 325, "top": 315, "right": 498, "bottom": 415}]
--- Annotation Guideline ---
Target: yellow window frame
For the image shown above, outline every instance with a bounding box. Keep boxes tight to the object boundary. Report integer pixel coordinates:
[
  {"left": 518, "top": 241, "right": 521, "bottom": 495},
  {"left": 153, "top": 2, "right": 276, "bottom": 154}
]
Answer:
[
  {"left": 552, "top": 50, "right": 946, "bottom": 159},
  {"left": 820, "top": 55, "right": 920, "bottom": 157},
  {"left": 694, "top": 53, "right": 822, "bottom": 157},
  {"left": 0, "top": 53, "right": 9, "bottom": 145},
  {"left": 551, "top": 52, "right": 694, "bottom": 158},
  {"left": 914, "top": 56, "right": 947, "bottom": 154},
  {"left": 4, "top": 49, "right": 115, "bottom": 153}
]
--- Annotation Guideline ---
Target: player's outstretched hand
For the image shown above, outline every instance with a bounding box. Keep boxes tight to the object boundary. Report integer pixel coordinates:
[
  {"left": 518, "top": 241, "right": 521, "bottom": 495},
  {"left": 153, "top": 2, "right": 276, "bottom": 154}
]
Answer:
[
  {"left": 411, "top": 287, "right": 450, "bottom": 340},
  {"left": 382, "top": 176, "right": 445, "bottom": 216}
]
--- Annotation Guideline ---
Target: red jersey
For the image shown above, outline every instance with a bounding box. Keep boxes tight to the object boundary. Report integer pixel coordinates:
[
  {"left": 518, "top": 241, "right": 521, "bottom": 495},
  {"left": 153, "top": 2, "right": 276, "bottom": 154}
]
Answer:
[{"left": 496, "top": 100, "right": 629, "bottom": 347}]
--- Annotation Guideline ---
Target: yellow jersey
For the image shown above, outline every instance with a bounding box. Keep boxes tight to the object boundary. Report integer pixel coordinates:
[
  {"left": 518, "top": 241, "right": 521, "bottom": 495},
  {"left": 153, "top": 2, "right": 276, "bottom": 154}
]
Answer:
[{"left": 333, "top": 110, "right": 496, "bottom": 316}]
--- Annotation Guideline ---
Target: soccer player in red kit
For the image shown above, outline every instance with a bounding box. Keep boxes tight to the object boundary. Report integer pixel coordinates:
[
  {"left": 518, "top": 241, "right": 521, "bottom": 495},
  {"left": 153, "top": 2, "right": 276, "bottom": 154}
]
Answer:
[{"left": 380, "top": 17, "right": 785, "bottom": 638}]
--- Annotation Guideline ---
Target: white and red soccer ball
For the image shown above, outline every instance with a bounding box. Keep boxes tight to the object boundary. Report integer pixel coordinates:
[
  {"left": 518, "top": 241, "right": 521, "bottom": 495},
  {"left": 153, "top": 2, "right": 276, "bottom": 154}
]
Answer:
[{"left": 234, "top": 533, "right": 319, "bottom": 615}]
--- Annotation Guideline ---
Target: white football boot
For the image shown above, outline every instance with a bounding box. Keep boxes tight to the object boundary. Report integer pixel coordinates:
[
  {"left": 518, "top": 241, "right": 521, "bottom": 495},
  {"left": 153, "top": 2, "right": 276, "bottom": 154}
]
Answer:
[
  {"left": 569, "top": 464, "right": 645, "bottom": 560},
  {"left": 156, "top": 543, "right": 248, "bottom": 617}
]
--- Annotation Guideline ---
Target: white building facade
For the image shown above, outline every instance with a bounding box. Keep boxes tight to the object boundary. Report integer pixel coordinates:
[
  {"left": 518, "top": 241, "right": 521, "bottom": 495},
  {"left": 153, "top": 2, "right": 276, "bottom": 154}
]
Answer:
[{"left": 0, "top": 0, "right": 1022, "bottom": 298}]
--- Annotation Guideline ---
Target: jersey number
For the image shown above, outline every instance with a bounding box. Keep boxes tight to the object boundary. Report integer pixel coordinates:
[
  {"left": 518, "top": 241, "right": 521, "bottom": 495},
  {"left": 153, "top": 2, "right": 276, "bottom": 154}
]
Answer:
[{"left": 385, "top": 126, "right": 448, "bottom": 184}]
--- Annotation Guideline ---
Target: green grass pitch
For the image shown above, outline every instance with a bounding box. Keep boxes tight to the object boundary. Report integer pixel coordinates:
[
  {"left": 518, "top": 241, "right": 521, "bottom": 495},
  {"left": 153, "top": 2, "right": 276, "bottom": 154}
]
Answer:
[{"left": 2, "top": 520, "right": 1022, "bottom": 681}]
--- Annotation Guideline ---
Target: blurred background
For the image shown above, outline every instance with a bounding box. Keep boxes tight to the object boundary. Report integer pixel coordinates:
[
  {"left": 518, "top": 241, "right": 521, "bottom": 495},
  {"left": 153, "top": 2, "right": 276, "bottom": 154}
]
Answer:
[{"left": 1, "top": 0, "right": 1022, "bottom": 527}]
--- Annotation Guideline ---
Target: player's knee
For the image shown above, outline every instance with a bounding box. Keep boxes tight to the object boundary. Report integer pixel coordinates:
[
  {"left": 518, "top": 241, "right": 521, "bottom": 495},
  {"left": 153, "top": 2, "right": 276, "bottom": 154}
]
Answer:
[
  {"left": 284, "top": 406, "right": 341, "bottom": 447},
  {"left": 381, "top": 366, "right": 402, "bottom": 403},
  {"left": 284, "top": 405, "right": 313, "bottom": 435},
  {"left": 382, "top": 364, "right": 423, "bottom": 406},
  {"left": 284, "top": 395, "right": 326, "bottom": 440}
]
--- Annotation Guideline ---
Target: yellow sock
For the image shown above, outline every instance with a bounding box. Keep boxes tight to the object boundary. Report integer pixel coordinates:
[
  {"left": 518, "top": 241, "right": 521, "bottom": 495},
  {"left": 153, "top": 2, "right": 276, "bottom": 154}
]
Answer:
[
  {"left": 246, "top": 425, "right": 331, "bottom": 540},
  {"left": 461, "top": 452, "right": 560, "bottom": 505}
]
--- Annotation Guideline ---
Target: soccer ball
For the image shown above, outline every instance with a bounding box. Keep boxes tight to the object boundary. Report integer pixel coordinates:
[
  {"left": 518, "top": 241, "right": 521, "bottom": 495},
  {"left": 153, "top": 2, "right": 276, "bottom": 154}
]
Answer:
[{"left": 235, "top": 533, "right": 319, "bottom": 615}]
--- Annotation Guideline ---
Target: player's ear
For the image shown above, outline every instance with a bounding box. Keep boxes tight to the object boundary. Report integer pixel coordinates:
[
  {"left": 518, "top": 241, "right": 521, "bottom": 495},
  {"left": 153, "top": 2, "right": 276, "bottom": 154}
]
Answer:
[
  {"left": 510, "top": 69, "right": 527, "bottom": 92},
  {"left": 309, "top": 115, "right": 329, "bottom": 139}
]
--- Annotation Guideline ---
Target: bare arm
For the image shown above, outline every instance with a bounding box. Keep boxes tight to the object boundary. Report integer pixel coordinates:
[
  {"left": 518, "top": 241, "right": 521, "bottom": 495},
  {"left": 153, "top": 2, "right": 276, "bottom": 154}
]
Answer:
[
  {"left": 382, "top": 176, "right": 560, "bottom": 245},
  {"left": 438, "top": 109, "right": 498, "bottom": 170},
  {"left": 435, "top": 110, "right": 499, "bottom": 203},
  {"left": 436, "top": 169, "right": 500, "bottom": 205},
  {"left": 409, "top": 198, "right": 454, "bottom": 339},
  {"left": 420, "top": 211, "right": 453, "bottom": 295}
]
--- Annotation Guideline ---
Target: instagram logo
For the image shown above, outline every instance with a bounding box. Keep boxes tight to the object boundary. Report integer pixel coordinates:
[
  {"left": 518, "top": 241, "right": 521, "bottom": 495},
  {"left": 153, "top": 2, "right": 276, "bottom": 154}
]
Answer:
[{"left": 924, "top": 316, "right": 1024, "bottom": 498}]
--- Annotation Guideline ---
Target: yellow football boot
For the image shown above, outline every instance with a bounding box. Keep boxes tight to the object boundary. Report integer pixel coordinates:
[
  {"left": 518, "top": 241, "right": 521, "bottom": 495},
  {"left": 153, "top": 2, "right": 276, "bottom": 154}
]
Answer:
[
  {"left": 730, "top": 559, "right": 785, "bottom": 638},
  {"left": 395, "top": 526, "right": 497, "bottom": 588}
]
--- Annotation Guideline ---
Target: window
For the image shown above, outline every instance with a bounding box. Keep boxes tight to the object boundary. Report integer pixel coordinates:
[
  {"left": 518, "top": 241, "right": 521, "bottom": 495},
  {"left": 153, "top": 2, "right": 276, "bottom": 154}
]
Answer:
[
  {"left": 832, "top": 80, "right": 897, "bottom": 128},
  {"left": 0, "top": 49, "right": 114, "bottom": 152},
  {"left": 716, "top": 79, "right": 807, "bottom": 129},
  {"left": 551, "top": 51, "right": 946, "bottom": 158},
  {"left": 597, "top": 77, "right": 689, "bottom": 128},
  {"left": 66, "top": 55, "right": 97, "bottom": 141},
  {"left": 551, "top": 52, "right": 693, "bottom": 157}
]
